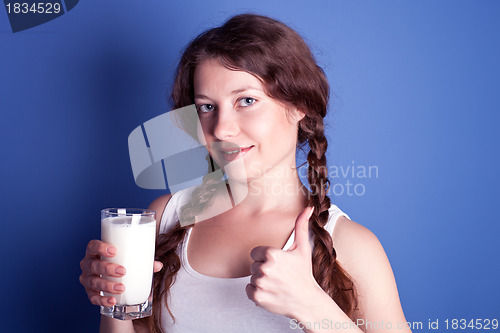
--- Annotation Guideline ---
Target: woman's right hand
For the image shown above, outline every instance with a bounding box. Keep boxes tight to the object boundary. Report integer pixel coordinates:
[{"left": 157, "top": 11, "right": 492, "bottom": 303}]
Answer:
[
  {"left": 79, "top": 240, "right": 126, "bottom": 307},
  {"left": 79, "top": 240, "right": 164, "bottom": 307}
]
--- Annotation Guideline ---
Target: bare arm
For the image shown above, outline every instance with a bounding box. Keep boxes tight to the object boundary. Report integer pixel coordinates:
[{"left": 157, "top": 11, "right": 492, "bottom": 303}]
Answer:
[
  {"left": 334, "top": 217, "right": 412, "bottom": 333},
  {"left": 291, "top": 216, "right": 412, "bottom": 333},
  {"left": 100, "top": 316, "right": 136, "bottom": 333}
]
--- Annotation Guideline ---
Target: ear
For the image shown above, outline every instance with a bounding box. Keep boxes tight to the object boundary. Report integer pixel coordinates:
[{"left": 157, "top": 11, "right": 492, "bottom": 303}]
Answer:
[{"left": 290, "top": 109, "right": 306, "bottom": 123}]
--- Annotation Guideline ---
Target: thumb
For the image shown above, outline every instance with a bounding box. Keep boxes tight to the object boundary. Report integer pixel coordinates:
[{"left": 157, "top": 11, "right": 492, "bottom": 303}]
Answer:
[{"left": 288, "top": 206, "right": 314, "bottom": 253}]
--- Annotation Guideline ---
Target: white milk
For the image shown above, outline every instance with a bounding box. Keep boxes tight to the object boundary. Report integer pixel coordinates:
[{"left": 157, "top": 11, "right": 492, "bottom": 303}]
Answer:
[{"left": 101, "top": 216, "right": 156, "bottom": 305}]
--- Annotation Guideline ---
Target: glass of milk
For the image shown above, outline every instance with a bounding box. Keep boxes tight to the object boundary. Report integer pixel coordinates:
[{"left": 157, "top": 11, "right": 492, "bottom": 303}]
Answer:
[{"left": 99, "top": 208, "right": 156, "bottom": 320}]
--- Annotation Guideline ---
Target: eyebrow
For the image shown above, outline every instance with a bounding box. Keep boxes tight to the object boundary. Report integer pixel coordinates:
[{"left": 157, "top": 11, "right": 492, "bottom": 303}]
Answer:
[{"left": 194, "top": 86, "right": 263, "bottom": 100}]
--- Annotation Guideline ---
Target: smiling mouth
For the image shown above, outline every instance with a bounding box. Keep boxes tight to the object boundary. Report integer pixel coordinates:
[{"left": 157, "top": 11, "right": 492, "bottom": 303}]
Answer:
[{"left": 220, "top": 146, "right": 253, "bottom": 162}]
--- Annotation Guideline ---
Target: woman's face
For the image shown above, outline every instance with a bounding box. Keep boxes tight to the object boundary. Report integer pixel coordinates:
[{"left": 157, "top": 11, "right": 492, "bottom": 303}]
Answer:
[{"left": 194, "top": 58, "right": 304, "bottom": 182}]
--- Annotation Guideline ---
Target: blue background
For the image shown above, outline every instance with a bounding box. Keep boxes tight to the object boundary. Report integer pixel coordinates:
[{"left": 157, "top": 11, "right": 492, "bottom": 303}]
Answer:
[{"left": 1, "top": 1, "right": 499, "bottom": 332}]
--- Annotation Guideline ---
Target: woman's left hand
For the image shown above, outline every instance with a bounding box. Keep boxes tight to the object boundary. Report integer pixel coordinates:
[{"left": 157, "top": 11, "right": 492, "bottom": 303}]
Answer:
[{"left": 245, "top": 206, "right": 324, "bottom": 318}]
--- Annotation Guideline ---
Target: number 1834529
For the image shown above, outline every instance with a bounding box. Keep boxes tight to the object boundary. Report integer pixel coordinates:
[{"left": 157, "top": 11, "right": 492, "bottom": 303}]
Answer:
[
  {"left": 5, "top": 2, "right": 62, "bottom": 14},
  {"left": 444, "top": 319, "right": 498, "bottom": 330}
]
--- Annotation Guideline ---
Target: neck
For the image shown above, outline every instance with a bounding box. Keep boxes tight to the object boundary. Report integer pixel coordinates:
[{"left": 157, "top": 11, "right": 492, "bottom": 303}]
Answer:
[{"left": 226, "top": 161, "right": 310, "bottom": 216}]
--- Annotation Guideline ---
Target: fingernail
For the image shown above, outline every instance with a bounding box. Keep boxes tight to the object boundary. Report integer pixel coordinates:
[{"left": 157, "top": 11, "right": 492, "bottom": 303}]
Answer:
[
  {"left": 115, "top": 267, "right": 126, "bottom": 275},
  {"left": 107, "top": 247, "right": 116, "bottom": 255},
  {"left": 114, "top": 284, "right": 125, "bottom": 292},
  {"left": 108, "top": 297, "right": 116, "bottom": 305}
]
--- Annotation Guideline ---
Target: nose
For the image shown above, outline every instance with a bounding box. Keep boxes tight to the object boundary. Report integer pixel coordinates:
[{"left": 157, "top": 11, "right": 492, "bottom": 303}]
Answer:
[{"left": 213, "top": 105, "right": 240, "bottom": 141}]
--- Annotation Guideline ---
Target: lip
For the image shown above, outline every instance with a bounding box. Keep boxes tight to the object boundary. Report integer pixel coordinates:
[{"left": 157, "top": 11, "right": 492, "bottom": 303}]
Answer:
[
  {"left": 220, "top": 146, "right": 253, "bottom": 162},
  {"left": 220, "top": 145, "right": 252, "bottom": 152}
]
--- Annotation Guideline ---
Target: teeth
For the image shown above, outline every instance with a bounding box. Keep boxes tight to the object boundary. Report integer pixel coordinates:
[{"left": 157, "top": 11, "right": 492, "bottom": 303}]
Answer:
[{"left": 224, "top": 149, "right": 242, "bottom": 155}]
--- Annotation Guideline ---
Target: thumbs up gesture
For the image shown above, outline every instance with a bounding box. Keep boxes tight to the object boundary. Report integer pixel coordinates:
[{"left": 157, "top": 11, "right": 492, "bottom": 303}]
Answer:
[{"left": 245, "top": 206, "right": 323, "bottom": 318}]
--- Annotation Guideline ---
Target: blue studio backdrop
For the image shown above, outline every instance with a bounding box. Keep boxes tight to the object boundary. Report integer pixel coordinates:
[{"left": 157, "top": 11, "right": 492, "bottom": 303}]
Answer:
[{"left": 1, "top": 1, "right": 499, "bottom": 332}]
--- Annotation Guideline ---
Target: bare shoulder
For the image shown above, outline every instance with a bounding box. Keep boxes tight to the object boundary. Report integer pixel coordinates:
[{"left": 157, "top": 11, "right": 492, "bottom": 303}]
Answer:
[
  {"left": 331, "top": 216, "right": 411, "bottom": 331},
  {"left": 148, "top": 193, "right": 173, "bottom": 235},
  {"left": 332, "top": 216, "right": 385, "bottom": 267},
  {"left": 331, "top": 215, "right": 393, "bottom": 288}
]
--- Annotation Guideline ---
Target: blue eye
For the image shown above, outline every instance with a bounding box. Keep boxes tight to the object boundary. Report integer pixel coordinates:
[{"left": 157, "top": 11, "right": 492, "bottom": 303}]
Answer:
[
  {"left": 238, "top": 97, "right": 256, "bottom": 107},
  {"left": 198, "top": 104, "right": 215, "bottom": 113}
]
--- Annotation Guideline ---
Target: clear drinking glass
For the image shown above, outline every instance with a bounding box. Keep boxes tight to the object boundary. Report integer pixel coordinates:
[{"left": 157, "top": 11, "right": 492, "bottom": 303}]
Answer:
[{"left": 100, "top": 208, "right": 156, "bottom": 320}]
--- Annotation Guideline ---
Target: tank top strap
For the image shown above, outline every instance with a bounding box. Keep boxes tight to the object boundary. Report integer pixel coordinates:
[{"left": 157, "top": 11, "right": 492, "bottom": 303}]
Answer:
[
  {"left": 285, "top": 204, "right": 351, "bottom": 250},
  {"left": 324, "top": 204, "right": 351, "bottom": 236},
  {"left": 159, "top": 186, "right": 200, "bottom": 235},
  {"left": 159, "top": 192, "right": 178, "bottom": 235}
]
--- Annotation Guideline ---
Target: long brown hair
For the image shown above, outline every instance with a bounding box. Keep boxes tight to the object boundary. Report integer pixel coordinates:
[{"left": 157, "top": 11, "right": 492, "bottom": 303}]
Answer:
[{"left": 138, "top": 13, "right": 358, "bottom": 333}]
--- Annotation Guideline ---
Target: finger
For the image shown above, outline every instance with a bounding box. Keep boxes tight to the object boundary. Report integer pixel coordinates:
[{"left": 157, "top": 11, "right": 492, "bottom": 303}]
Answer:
[
  {"left": 153, "top": 261, "right": 163, "bottom": 273},
  {"left": 81, "top": 258, "right": 126, "bottom": 277},
  {"left": 86, "top": 240, "right": 116, "bottom": 258},
  {"left": 250, "top": 246, "right": 276, "bottom": 262},
  {"left": 80, "top": 274, "right": 125, "bottom": 295},
  {"left": 250, "top": 273, "right": 268, "bottom": 290},
  {"left": 249, "top": 261, "right": 263, "bottom": 286},
  {"left": 87, "top": 289, "right": 117, "bottom": 307},
  {"left": 249, "top": 274, "right": 258, "bottom": 288},
  {"left": 245, "top": 283, "right": 258, "bottom": 304},
  {"left": 245, "top": 283, "right": 267, "bottom": 307},
  {"left": 250, "top": 261, "right": 264, "bottom": 276},
  {"left": 288, "top": 206, "right": 314, "bottom": 252}
]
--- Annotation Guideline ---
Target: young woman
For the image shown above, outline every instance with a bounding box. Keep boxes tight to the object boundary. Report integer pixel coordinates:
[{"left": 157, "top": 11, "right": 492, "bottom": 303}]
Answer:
[{"left": 80, "top": 14, "right": 412, "bottom": 333}]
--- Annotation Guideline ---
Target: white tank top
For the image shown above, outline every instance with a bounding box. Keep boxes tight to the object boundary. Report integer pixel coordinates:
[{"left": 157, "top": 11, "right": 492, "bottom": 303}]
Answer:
[{"left": 158, "top": 186, "right": 351, "bottom": 332}]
